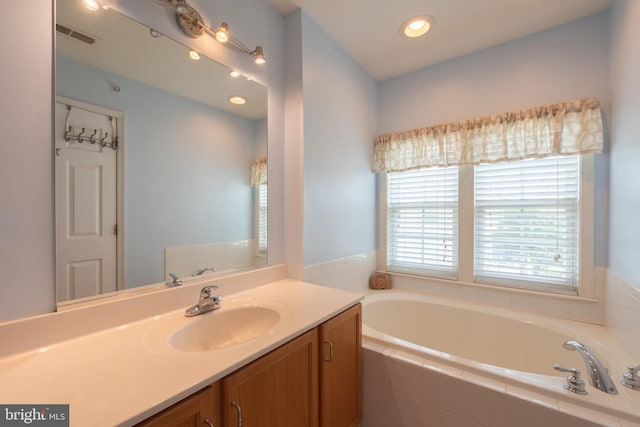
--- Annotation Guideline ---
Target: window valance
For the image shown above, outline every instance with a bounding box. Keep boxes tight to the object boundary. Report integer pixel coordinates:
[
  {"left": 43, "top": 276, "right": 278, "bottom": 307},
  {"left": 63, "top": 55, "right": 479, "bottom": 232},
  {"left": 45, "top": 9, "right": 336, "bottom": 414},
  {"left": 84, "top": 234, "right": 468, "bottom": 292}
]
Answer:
[
  {"left": 250, "top": 157, "right": 267, "bottom": 186},
  {"left": 373, "top": 97, "right": 603, "bottom": 173}
]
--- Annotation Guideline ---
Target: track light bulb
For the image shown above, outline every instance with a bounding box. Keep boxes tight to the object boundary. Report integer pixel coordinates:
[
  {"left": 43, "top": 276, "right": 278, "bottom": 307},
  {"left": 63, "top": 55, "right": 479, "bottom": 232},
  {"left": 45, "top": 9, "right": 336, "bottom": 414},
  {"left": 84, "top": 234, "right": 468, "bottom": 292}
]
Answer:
[
  {"left": 254, "top": 46, "right": 266, "bottom": 65},
  {"left": 173, "top": 1, "right": 189, "bottom": 15},
  {"left": 83, "top": 0, "right": 101, "bottom": 10},
  {"left": 215, "top": 23, "right": 229, "bottom": 43}
]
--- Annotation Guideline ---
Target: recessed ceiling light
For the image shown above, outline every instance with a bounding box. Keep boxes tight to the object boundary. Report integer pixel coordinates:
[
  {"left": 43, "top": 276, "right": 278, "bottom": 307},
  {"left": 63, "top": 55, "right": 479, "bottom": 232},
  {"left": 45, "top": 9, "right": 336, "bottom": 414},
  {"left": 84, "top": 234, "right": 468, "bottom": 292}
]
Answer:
[
  {"left": 401, "top": 15, "right": 435, "bottom": 38},
  {"left": 188, "top": 49, "right": 200, "bottom": 60},
  {"left": 229, "top": 70, "right": 241, "bottom": 78},
  {"left": 229, "top": 96, "right": 247, "bottom": 105}
]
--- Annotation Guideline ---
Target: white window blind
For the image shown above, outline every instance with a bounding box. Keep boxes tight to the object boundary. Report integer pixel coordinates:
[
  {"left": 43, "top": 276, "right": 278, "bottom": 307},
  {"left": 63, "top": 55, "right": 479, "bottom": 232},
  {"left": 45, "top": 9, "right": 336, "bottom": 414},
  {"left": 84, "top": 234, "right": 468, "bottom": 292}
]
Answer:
[
  {"left": 387, "top": 167, "right": 458, "bottom": 278},
  {"left": 474, "top": 155, "right": 580, "bottom": 292},
  {"left": 258, "top": 184, "right": 268, "bottom": 253}
]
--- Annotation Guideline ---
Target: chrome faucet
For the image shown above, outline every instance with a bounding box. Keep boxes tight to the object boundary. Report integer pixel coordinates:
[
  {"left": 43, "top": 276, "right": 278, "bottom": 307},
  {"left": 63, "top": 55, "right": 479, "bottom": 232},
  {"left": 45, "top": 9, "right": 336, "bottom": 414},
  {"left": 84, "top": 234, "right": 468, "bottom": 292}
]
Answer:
[
  {"left": 562, "top": 340, "right": 618, "bottom": 394},
  {"left": 553, "top": 365, "right": 587, "bottom": 394},
  {"left": 193, "top": 267, "right": 216, "bottom": 276},
  {"left": 166, "top": 273, "right": 183, "bottom": 287},
  {"left": 185, "top": 285, "right": 222, "bottom": 317},
  {"left": 621, "top": 365, "right": 640, "bottom": 390}
]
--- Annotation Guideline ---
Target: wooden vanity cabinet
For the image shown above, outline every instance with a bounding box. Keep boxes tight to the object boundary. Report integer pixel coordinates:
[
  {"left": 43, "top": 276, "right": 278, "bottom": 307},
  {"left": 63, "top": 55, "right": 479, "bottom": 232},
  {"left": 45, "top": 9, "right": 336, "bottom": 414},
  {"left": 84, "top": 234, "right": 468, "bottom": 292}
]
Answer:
[
  {"left": 138, "top": 303, "right": 361, "bottom": 427},
  {"left": 136, "top": 381, "right": 222, "bottom": 427},
  {"left": 319, "top": 304, "right": 362, "bottom": 427},
  {"left": 223, "top": 328, "right": 319, "bottom": 427}
]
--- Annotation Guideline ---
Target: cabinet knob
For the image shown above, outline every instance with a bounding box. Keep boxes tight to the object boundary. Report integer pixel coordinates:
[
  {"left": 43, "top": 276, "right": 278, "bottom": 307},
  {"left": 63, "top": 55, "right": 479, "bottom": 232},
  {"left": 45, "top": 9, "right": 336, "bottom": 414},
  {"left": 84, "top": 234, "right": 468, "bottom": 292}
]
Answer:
[
  {"left": 231, "top": 401, "right": 243, "bottom": 427},
  {"left": 203, "top": 419, "right": 214, "bottom": 427}
]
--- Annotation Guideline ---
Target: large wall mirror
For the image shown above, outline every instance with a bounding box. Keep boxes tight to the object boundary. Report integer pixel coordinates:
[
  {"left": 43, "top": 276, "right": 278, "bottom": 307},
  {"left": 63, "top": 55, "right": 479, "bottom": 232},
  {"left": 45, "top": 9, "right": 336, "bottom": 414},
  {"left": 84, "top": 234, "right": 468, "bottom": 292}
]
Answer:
[{"left": 55, "top": 0, "right": 268, "bottom": 305}]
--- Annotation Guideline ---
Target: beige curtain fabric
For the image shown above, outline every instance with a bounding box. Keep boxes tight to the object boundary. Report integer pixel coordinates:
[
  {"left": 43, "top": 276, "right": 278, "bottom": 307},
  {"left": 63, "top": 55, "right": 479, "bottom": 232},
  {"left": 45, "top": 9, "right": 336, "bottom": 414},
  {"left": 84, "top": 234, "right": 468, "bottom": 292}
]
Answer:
[
  {"left": 373, "top": 97, "right": 603, "bottom": 173},
  {"left": 250, "top": 157, "right": 268, "bottom": 186}
]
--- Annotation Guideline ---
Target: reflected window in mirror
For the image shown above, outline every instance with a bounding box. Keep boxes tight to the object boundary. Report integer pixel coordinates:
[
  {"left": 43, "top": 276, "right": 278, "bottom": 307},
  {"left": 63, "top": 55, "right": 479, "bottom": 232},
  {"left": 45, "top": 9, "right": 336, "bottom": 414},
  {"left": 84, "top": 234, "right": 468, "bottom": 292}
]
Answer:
[
  {"left": 252, "top": 156, "right": 268, "bottom": 257},
  {"left": 258, "top": 184, "right": 268, "bottom": 254}
]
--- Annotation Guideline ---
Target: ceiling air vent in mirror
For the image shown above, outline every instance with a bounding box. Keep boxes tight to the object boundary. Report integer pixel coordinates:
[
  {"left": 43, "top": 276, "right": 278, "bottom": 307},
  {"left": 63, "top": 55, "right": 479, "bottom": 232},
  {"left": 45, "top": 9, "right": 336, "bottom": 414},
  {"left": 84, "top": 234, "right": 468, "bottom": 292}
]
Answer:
[{"left": 56, "top": 24, "right": 96, "bottom": 45}]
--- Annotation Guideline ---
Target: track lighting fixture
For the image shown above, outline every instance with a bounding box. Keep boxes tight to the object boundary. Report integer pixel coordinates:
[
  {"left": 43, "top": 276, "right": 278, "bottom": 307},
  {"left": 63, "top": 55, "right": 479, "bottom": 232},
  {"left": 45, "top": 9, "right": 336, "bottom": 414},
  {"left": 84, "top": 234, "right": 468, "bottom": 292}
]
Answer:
[{"left": 151, "top": 0, "right": 266, "bottom": 64}]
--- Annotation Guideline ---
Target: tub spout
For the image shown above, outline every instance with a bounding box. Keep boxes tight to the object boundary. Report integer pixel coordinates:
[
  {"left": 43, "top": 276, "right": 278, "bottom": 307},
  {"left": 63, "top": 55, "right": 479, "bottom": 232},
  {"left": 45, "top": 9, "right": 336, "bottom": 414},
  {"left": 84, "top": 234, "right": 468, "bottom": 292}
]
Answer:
[{"left": 563, "top": 340, "right": 618, "bottom": 394}]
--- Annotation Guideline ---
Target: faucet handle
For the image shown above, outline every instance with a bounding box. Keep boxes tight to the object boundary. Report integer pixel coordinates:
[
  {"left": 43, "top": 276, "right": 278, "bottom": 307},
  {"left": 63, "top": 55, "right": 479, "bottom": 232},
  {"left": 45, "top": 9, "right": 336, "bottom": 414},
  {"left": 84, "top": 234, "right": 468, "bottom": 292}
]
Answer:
[
  {"left": 554, "top": 364, "right": 587, "bottom": 395},
  {"left": 200, "top": 285, "right": 219, "bottom": 299},
  {"left": 627, "top": 365, "right": 640, "bottom": 375},
  {"left": 622, "top": 365, "right": 640, "bottom": 390}
]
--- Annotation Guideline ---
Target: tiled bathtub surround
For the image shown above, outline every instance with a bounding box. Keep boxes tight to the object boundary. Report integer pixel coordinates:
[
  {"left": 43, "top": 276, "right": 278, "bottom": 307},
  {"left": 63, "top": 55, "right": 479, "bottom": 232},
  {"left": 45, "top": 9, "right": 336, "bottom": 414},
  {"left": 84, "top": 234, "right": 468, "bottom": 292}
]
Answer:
[
  {"left": 385, "top": 268, "right": 607, "bottom": 324},
  {"left": 165, "top": 240, "right": 265, "bottom": 279},
  {"left": 606, "top": 270, "right": 640, "bottom": 361},
  {"left": 306, "top": 252, "right": 640, "bottom": 425},
  {"left": 303, "top": 251, "right": 376, "bottom": 293},
  {"left": 361, "top": 344, "right": 635, "bottom": 427},
  {"left": 305, "top": 251, "right": 606, "bottom": 324},
  {"left": 360, "top": 290, "right": 640, "bottom": 426}
]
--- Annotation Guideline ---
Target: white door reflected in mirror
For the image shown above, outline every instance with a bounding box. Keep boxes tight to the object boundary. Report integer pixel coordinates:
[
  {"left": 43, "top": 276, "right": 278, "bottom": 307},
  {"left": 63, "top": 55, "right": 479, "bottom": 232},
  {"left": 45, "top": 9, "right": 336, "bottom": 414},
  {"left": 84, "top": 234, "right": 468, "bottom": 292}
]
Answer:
[{"left": 55, "top": 101, "right": 120, "bottom": 301}]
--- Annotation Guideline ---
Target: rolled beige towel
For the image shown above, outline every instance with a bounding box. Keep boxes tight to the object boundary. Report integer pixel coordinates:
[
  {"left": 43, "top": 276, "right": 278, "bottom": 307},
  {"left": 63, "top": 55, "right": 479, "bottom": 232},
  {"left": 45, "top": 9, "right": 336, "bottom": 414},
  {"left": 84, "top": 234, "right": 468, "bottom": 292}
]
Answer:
[{"left": 369, "top": 272, "right": 392, "bottom": 290}]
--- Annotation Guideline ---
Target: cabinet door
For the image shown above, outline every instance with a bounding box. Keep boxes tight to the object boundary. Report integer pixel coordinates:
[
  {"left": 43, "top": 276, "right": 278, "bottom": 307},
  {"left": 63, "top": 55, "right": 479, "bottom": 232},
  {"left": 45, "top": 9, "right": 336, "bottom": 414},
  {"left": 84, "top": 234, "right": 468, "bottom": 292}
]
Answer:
[
  {"left": 136, "top": 383, "right": 220, "bottom": 427},
  {"left": 223, "top": 329, "right": 318, "bottom": 427},
  {"left": 319, "top": 304, "right": 362, "bottom": 427}
]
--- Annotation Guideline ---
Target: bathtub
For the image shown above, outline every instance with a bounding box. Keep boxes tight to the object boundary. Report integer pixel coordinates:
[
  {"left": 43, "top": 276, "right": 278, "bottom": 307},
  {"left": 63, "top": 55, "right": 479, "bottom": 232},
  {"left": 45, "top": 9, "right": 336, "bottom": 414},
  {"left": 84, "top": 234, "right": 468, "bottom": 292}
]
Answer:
[{"left": 361, "top": 291, "right": 640, "bottom": 427}]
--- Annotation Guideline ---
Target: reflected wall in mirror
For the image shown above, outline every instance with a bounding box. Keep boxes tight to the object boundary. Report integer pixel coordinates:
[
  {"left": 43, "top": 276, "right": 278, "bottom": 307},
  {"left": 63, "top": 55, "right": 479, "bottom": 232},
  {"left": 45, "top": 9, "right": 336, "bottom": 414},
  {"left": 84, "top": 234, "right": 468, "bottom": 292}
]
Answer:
[{"left": 55, "top": 0, "right": 268, "bottom": 305}]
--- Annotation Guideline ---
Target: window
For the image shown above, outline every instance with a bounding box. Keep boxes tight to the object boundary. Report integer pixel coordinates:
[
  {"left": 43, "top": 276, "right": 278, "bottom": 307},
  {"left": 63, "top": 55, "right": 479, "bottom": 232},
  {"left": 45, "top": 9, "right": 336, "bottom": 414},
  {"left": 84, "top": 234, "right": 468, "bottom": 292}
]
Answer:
[
  {"left": 474, "top": 156, "right": 580, "bottom": 293},
  {"left": 376, "top": 98, "right": 601, "bottom": 296},
  {"left": 257, "top": 184, "right": 268, "bottom": 253},
  {"left": 387, "top": 167, "right": 458, "bottom": 279},
  {"left": 384, "top": 155, "right": 590, "bottom": 295}
]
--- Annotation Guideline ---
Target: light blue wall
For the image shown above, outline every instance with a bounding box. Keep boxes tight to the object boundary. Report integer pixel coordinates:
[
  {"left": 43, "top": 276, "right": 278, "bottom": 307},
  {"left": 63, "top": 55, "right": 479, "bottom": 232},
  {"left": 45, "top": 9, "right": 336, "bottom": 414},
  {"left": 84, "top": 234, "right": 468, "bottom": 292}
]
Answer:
[
  {"left": 254, "top": 118, "right": 268, "bottom": 159},
  {"left": 609, "top": 0, "right": 640, "bottom": 287},
  {"left": 377, "top": 11, "right": 611, "bottom": 267},
  {"left": 57, "top": 55, "right": 259, "bottom": 287},
  {"left": 300, "top": 12, "right": 378, "bottom": 266}
]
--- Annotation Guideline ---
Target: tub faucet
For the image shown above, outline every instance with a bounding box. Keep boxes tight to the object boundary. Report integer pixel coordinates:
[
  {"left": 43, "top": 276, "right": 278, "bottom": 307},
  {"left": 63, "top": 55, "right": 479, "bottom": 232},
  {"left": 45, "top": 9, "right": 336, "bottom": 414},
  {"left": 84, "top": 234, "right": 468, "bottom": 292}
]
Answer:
[
  {"left": 193, "top": 267, "right": 216, "bottom": 276},
  {"left": 562, "top": 340, "right": 618, "bottom": 394},
  {"left": 185, "top": 285, "right": 222, "bottom": 317},
  {"left": 621, "top": 365, "right": 640, "bottom": 390}
]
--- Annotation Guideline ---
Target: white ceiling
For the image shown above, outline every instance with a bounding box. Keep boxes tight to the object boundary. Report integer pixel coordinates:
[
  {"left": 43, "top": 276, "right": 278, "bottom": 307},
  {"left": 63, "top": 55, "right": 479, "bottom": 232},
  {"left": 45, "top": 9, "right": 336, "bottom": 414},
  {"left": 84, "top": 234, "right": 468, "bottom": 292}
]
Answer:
[{"left": 267, "top": 0, "right": 611, "bottom": 81}]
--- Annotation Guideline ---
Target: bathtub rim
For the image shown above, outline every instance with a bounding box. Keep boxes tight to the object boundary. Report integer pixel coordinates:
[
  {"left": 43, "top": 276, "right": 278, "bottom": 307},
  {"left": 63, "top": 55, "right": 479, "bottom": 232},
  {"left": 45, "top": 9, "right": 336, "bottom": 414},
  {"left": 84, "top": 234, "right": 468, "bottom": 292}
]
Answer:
[{"left": 361, "top": 289, "right": 640, "bottom": 425}]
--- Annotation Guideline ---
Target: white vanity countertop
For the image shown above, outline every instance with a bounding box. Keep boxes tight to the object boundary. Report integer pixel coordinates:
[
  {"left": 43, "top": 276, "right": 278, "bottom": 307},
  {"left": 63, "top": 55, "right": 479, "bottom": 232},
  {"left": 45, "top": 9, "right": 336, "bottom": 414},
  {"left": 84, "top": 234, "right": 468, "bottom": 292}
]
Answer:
[{"left": 0, "top": 279, "right": 363, "bottom": 426}]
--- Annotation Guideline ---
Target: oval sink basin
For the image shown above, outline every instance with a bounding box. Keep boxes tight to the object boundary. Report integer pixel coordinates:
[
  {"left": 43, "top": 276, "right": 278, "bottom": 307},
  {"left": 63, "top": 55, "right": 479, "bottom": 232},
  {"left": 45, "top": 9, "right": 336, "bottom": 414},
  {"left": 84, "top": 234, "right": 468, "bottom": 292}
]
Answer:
[{"left": 170, "top": 307, "right": 280, "bottom": 352}]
